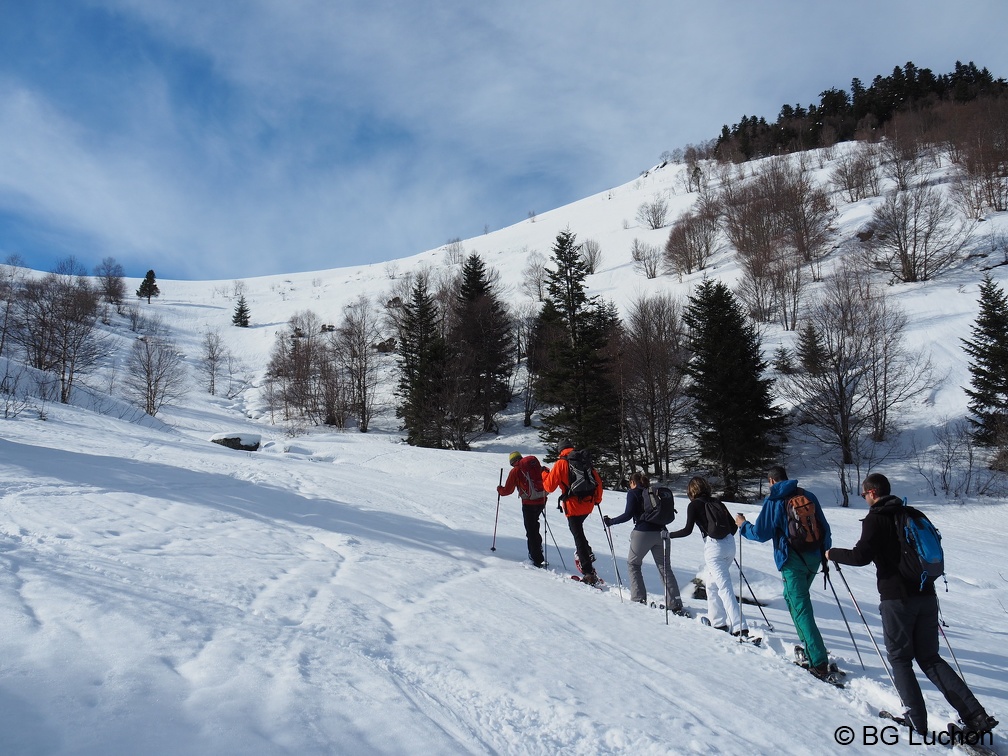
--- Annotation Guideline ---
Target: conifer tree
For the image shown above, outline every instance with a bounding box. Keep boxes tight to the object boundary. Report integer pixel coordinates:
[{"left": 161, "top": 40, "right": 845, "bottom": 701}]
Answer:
[
  {"left": 449, "top": 253, "right": 514, "bottom": 436},
  {"left": 683, "top": 279, "right": 781, "bottom": 499},
  {"left": 532, "top": 229, "right": 621, "bottom": 474},
  {"left": 232, "top": 295, "right": 251, "bottom": 327},
  {"left": 395, "top": 275, "right": 448, "bottom": 448},
  {"left": 136, "top": 270, "right": 160, "bottom": 303},
  {"left": 962, "top": 274, "right": 1008, "bottom": 448}
]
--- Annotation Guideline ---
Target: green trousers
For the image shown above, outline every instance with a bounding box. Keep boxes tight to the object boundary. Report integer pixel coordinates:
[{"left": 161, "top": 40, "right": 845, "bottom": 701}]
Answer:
[{"left": 781, "top": 549, "right": 829, "bottom": 669}]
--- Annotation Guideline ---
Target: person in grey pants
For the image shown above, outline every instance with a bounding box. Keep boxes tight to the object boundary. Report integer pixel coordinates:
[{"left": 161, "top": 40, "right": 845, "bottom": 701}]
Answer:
[{"left": 603, "top": 472, "right": 687, "bottom": 615}]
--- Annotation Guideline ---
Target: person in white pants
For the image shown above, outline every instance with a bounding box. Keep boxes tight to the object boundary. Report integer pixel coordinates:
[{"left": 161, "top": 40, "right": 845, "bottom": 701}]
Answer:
[{"left": 668, "top": 476, "right": 748, "bottom": 636}]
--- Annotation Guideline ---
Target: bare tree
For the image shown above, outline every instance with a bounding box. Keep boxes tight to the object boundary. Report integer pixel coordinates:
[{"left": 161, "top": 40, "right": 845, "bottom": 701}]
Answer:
[
  {"left": 124, "top": 330, "right": 187, "bottom": 416},
  {"left": 94, "top": 257, "right": 127, "bottom": 311},
  {"left": 197, "top": 329, "right": 227, "bottom": 396},
  {"left": 630, "top": 238, "right": 662, "bottom": 279},
  {"left": 11, "top": 260, "right": 104, "bottom": 403},
  {"left": 879, "top": 130, "right": 922, "bottom": 191},
  {"left": 513, "top": 301, "right": 540, "bottom": 427},
  {"left": 0, "top": 254, "right": 27, "bottom": 358},
  {"left": 335, "top": 296, "right": 382, "bottom": 432},
  {"left": 783, "top": 261, "right": 933, "bottom": 503},
  {"left": 520, "top": 249, "right": 548, "bottom": 301},
  {"left": 664, "top": 189, "right": 721, "bottom": 277},
  {"left": 580, "top": 238, "right": 603, "bottom": 274},
  {"left": 636, "top": 194, "right": 669, "bottom": 230},
  {"left": 831, "top": 143, "right": 881, "bottom": 202},
  {"left": 864, "top": 183, "right": 973, "bottom": 282},
  {"left": 621, "top": 292, "right": 690, "bottom": 477},
  {"left": 443, "top": 238, "right": 465, "bottom": 266}
]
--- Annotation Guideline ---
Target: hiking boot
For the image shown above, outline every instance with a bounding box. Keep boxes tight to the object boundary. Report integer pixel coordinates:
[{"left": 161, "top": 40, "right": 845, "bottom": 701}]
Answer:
[
  {"left": 669, "top": 602, "right": 691, "bottom": 618},
  {"left": 809, "top": 664, "right": 844, "bottom": 686},
  {"left": 963, "top": 710, "right": 999, "bottom": 736},
  {"left": 732, "top": 629, "right": 749, "bottom": 638},
  {"left": 580, "top": 571, "right": 599, "bottom": 586},
  {"left": 714, "top": 624, "right": 729, "bottom": 632}
]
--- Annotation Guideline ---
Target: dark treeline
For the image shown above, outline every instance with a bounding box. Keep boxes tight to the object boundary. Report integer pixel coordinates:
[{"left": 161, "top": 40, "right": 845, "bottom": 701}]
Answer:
[{"left": 715, "top": 61, "right": 1008, "bottom": 162}]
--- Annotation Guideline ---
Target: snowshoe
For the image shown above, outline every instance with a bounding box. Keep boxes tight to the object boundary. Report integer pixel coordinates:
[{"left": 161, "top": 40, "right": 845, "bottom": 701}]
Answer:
[{"left": 947, "top": 721, "right": 999, "bottom": 756}]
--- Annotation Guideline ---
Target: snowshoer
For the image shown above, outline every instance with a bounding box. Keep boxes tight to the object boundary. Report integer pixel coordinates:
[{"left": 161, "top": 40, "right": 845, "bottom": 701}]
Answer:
[
  {"left": 827, "top": 472, "right": 999, "bottom": 738},
  {"left": 497, "top": 451, "right": 548, "bottom": 567},
  {"left": 603, "top": 472, "right": 686, "bottom": 614},
  {"left": 736, "top": 465, "right": 833, "bottom": 681},
  {"left": 668, "top": 476, "right": 746, "bottom": 634},
  {"left": 542, "top": 442, "right": 603, "bottom": 585}
]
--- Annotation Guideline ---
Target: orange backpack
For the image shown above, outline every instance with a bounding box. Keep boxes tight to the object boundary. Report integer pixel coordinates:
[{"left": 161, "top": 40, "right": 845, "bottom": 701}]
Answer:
[{"left": 784, "top": 489, "right": 824, "bottom": 551}]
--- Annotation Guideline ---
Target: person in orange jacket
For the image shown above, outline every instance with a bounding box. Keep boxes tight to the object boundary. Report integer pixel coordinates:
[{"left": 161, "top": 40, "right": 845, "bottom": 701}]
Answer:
[
  {"left": 541, "top": 441, "right": 604, "bottom": 585},
  {"left": 497, "top": 451, "right": 549, "bottom": 567}
]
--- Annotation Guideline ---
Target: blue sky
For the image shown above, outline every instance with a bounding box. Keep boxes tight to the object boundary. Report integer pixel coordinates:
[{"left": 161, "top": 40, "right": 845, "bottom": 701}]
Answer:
[{"left": 2, "top": 0, "right": 1007, "bottom": 280}]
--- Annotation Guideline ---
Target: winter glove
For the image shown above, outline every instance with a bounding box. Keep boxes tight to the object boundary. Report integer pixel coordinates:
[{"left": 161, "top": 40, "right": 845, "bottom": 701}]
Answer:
[
  {"left": 602, "top": 515, "right": 612, "bottom": 528},
  {"left": 496, "top": 486, "right": 506, "bottom": 496}
]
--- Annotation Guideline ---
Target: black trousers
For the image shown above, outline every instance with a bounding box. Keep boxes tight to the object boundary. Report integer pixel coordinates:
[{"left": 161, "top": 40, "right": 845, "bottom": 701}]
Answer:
[
  {"left": 566, "top": 513, "right": 595, "bottom": 575},
  {"left": 880, "top": 593, "right": 982, "bottom": 733},
  {"left": 522, "top": 504, "right": 545, "bottom": 565}
]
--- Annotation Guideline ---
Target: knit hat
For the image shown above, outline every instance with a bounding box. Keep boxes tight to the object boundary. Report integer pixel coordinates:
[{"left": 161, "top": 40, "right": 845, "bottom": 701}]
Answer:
[{"left": 508, "top": 451, "right": 522, "bottom": 465}]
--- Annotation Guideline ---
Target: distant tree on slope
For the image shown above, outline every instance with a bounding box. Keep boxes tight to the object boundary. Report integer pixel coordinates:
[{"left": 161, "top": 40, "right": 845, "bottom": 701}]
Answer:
[{"left": 962, "top": 274, "right": 1008, "bottom": 463}]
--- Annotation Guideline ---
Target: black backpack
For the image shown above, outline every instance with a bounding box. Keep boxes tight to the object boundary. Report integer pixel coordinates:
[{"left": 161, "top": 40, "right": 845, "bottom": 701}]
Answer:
[
  {"left": 703, "top": 497, "right": 736, "bottom": 540},
  {"left": 640, "top": 485, "right": 677, "bottom": 526},
  {"left": 564, "top": 449, "right": 597, "bottom": 499}
]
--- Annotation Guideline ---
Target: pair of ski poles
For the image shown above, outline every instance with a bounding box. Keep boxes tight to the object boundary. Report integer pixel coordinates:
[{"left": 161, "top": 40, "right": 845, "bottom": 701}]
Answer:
[{"left": 489, "top": 466, "right": 568, "bottom": 573}]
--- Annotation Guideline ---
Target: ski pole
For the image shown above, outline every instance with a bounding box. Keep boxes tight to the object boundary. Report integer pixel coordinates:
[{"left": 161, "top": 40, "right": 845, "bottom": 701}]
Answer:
[
  {"left": 832, "top": 561, "right": 898, "bottom": 690},
  {"left": 490, "top": 468, "right": 502, "bottom": 552},
  {"left": 599, "top": 507, "right": 624, "bottom": 603},
  {"left": 663, "top": 531, "right": 670, "bottom": 625},
  {"left": 737, "top": 528, "right": 745, "bottom": 640},
  {"left": 936, "top": 599, "right": 967, "bottom": 681},
  {"left": 733, "top": 558, "right": 775, "bottom": 632},
  {"left": 822, "top": 560, "right": 865, "bottom": 670},
  {"left": 542, "top": 508, "right": 566, "bottom": 571}
]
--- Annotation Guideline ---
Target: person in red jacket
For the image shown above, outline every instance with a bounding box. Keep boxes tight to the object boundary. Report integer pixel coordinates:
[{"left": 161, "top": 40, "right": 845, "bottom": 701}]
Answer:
[
  {"left": 541, "top": 442, "right": 604, "bottom": 585},
  {"left": 497, "top": 451, "right": 549, "bottom": 567}
]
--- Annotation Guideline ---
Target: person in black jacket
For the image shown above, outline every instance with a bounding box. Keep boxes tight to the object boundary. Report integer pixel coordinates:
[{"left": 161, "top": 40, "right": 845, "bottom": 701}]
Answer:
[
  {"left": 827, "top": 473, "right": 998, "bottom": 737},
  {"left": 668, "top": 476, "right": 747, "bottom": 635},
  {"left": 603, "top": 472, "right": 686, "bottom": 614}
]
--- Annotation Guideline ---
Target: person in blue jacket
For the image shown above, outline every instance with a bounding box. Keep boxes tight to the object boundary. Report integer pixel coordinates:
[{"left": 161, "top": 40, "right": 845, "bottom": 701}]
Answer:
[{"left": 734, "top": 465, "right": 834, "bottom": 681}]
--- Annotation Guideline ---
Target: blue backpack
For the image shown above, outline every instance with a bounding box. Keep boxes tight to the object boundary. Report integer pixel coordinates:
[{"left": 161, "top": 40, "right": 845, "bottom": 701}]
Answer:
[{"left": 896, "top": 502, "right": 945, "bottom": 591}]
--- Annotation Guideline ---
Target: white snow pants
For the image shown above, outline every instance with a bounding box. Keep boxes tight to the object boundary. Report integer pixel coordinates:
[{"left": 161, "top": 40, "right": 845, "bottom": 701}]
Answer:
[{"left": 705, "top": 535, "right": 747, "bottom": 633}]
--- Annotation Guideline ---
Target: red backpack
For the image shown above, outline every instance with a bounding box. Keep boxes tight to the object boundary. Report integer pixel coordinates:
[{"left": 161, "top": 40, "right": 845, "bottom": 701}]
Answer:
[{"left": 516, "top": 456, "right": 547, "bottom": 502}]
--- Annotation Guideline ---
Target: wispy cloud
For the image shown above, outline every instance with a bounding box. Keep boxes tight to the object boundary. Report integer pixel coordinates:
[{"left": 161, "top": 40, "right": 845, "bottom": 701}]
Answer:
[{"left": 1, "top": 0, "right": 1006, "bottom": 278}]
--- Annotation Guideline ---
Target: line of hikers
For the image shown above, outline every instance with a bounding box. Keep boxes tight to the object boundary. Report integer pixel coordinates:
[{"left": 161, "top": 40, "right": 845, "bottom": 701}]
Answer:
[{"left": 496, "top": 450, "right": 999, "bottom": 741}]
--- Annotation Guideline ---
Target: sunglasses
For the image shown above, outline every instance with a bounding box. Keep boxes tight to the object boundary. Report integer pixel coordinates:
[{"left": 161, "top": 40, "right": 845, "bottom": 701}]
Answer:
[{"left": 859, "top": 489, "right": 875, "bottom": 499}]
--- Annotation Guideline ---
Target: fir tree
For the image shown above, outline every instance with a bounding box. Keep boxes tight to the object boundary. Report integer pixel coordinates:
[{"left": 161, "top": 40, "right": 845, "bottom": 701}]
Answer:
[
  {"left": 962, "top": 274, "right": 1008, "bottom": 448},
  {"left": 533, "top": 230, "right": 621, "bottom": 475},
  {"left": 395, "top": 276, "right": 448, "bottom": 448},
  {"left": 683, "top": 279, "right": 781, "bottom": 499},
  {"left": 232, "top": 295, "right": 250, "bottom": 327},
  {"left": 449, "top": 254, "right": 514, "bottom": 437},
  {"left": 136, "top": 270, "right": 160, "bottom": 303}
]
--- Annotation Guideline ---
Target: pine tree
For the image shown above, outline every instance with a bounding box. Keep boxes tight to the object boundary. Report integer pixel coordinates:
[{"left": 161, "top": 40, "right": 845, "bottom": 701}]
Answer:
[
  {"left": 449, "top": 254, "right": 514, "bottom": 437},
  {"left": 962, "top": 274, "right": 1008, "bottom": 447},
  {"left": 683, "top": 279, "right": 781, "bottom": 499},
  {"left": 395, "top": 276, "right": 448, "bottom": 448},
  {"left": 533, "top": 229, "right": 621, "bottom": 474},
  {"left": 136, "top": 270, "right": 160, "bottom": 304},
  {"left": 232, "top": 295, "right": 251, "bottom": 327}
]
